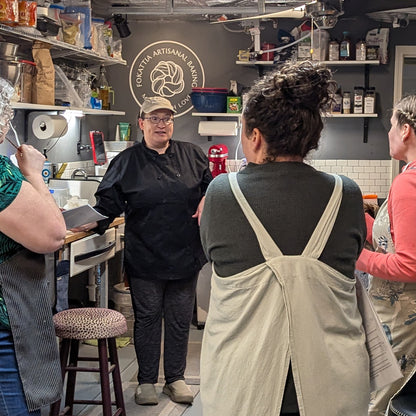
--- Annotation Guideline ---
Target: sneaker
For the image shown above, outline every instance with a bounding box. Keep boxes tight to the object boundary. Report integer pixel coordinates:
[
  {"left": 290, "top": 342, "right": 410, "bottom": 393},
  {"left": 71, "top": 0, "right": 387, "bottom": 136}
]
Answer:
[
  {"left": 135, "top": 383, "right": 158, "bottom": 405},
  {"left": 163, "top": 380, "right": 193, "bottom": 404}
]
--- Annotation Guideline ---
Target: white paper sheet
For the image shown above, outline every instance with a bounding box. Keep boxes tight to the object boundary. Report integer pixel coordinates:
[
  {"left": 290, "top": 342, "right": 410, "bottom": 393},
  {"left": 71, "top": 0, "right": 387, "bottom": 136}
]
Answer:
[
  {"left": 62, "top": 204, "right": 108, "bottom": 229},
  {"left": 356, "top": 278, "right": 403, "bottom": 391}
]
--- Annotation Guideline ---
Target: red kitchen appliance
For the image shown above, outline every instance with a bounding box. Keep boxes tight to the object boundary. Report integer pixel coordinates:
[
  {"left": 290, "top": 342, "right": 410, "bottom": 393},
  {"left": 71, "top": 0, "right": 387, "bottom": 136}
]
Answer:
[{"left": 208, "top": 144, "right": 228, "bottom": 177}]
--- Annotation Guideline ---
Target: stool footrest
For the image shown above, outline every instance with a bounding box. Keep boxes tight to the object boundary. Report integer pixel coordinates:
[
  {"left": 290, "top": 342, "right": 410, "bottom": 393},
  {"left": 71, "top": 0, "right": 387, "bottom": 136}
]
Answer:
[
  {"left": 65, "top": 364, "right": 116, "bottom": 373},
  {"left": 73, "top": 399, "right": 118, "bottom": 405}
]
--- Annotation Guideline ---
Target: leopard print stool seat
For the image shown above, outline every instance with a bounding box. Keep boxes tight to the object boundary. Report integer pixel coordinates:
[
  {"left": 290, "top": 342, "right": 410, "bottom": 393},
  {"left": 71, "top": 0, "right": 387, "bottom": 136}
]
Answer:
[
  {"left": 50, "top": 308, "right": 127, "bottom": 416},
  {"left": 53, "top": 307, "right": 127, "bottom": 340}
]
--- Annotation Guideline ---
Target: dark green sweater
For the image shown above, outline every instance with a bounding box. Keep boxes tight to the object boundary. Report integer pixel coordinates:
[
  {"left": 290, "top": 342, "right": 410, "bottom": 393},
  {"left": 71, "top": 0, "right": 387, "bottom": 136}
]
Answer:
[{"left": 201, "top": 161, "right": 366, "bottom": 278}]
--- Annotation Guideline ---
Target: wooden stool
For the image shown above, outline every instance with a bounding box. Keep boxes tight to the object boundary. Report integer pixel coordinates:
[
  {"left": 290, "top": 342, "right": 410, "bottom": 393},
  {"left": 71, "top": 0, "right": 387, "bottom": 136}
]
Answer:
[{"left": 49, "top": 308, "right": 128, "bottom": 416}]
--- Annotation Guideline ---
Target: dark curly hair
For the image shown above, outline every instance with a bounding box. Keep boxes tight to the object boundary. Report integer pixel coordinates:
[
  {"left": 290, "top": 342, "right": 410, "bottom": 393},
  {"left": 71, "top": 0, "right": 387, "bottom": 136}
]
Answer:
[{"left": 242, "top": 60, "right": 337, "bottom": 160}]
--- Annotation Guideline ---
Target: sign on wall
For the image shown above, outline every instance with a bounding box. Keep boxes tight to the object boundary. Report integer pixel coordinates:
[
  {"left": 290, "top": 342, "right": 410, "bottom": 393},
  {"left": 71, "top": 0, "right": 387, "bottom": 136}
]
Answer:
[{"left": 129, "top": 40, "right": 205, "bottom": 117}]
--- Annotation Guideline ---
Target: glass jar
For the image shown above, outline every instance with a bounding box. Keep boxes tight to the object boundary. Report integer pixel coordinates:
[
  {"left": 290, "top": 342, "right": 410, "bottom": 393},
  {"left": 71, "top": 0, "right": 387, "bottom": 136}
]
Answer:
[
  {"left": 19, "top": 59, "right": 36, "bottom": 103},
  {"left": 342, "top": 91, "right": 351, "bottom": 114},
  {"left": 340, "top": 32, "right": 352, "bottom": 60},
  {"left": 328, "top": 39, "right": 339, "bottom": 61},
  {"left": 355, "top": 40, "right": 366, "bottom": 61}
]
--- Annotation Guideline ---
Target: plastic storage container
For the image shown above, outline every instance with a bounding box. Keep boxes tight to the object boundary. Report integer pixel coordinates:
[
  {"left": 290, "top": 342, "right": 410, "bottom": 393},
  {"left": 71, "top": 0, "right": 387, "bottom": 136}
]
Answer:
[
  {"left": 191, "top": 88, "right": 228, "bottom": 113},
  {"left": 312, "top": 29, "right": 329, "bottom": 61}
]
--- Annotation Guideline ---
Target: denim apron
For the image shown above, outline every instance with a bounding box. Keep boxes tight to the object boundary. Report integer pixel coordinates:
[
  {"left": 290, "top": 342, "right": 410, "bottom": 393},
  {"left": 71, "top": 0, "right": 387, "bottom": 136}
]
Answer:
[{"left": 0, "top": 249, "right": 62, "bottom": 411}]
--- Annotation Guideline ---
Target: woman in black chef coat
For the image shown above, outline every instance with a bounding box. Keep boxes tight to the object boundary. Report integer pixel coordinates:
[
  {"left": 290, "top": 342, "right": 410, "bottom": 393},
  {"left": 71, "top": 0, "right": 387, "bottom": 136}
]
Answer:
[{"left": 77, "top": 96, "right": 212, "bottom": 406}]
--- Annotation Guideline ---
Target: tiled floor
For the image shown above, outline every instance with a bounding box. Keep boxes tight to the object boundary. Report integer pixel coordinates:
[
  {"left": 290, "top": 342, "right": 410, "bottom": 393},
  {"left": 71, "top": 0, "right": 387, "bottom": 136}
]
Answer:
[{"left": 43, "top": 326, "right": 203, "bottom": 416}]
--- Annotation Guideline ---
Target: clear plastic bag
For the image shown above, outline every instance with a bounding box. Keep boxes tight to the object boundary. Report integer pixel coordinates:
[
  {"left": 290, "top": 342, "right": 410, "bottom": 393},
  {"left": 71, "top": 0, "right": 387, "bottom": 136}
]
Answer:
[
  {"left": 60, "top": 12, "right": 83, "bottom": 47},
  {"left": 54, "top": 64, "right": 83, "bottom": 107}
]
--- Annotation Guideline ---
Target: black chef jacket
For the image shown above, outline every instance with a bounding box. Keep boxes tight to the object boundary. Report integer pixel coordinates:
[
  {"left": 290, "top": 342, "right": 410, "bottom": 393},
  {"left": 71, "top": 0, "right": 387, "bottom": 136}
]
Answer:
[{"left": 94, "top": 139, "right": 213, "bottom": 281}]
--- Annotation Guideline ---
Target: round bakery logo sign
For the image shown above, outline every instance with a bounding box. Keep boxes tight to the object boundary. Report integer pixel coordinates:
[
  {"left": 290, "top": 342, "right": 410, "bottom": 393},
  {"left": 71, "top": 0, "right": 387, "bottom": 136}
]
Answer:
[{"left": 129, "top": 40, "right": 205, "bottom": 117}]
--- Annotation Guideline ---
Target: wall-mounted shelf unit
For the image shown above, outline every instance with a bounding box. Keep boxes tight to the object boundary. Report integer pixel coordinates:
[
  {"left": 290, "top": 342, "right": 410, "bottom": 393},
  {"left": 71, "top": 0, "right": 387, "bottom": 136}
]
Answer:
[
  {"left": 236, "top": 60, "right": 380, "bottom": 66},
  {"left": 236, "top": 59, "right": 380, "bottom": 142},
  {"left": 11, "top": 102, "right": 125, "bottom": 116},
  {"left": 0, "top": 24, "right": 126, "bottom": 67}
]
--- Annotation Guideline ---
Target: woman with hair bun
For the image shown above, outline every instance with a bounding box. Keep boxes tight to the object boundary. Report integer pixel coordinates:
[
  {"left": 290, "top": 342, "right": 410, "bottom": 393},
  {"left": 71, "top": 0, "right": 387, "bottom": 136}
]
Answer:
[{"left": 200, "top": 61, "right": 370, "bottom": 416}]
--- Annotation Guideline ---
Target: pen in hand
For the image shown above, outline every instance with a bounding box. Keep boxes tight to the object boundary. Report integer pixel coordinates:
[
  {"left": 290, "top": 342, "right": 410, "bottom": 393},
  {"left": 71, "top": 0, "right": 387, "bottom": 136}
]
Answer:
[{"left": 5, "top": 136, "right": 19, "bottom": 150}]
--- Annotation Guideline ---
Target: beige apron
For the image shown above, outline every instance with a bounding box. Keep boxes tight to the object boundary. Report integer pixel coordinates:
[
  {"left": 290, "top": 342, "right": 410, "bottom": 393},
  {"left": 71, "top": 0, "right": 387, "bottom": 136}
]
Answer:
[
  {"left": 200, "top": 173, "right": 370, "bottom": 416},
  {"left": 368, "top": 199, "right": 416, "bottom": 416}
]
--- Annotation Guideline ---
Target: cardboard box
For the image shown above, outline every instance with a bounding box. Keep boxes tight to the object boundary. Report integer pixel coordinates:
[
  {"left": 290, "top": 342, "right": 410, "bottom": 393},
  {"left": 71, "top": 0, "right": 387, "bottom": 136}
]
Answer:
[{"left": 227, "top": 96, "right": 242, "bottom": 113}]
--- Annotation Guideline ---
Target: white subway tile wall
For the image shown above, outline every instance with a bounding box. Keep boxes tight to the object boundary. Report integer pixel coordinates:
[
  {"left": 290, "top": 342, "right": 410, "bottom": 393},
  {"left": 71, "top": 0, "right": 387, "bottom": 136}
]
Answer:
[
  {"left": 308, "top": 160, "right": 391, "bottom": 198},
  {"left": 223, "top": 159, "right": 392, "bottom": 199}
]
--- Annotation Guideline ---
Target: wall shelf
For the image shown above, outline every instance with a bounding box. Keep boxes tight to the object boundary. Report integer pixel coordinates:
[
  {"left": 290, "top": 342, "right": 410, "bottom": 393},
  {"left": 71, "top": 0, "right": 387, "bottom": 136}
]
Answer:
[
  {"left": 236, "top": 60, "right": 380, "bottom": 67},
  {"left": 192, "top": 112, "right": 241, "bottom": 118},
  {"left": 325, "top": 113, "right": 378, "bottom": 118},
  {"left": 0, "top": 24, "right": 126, "bottom": 67},
  {"left": 11, "top": 102, "right": 125, "bottom": 116}
]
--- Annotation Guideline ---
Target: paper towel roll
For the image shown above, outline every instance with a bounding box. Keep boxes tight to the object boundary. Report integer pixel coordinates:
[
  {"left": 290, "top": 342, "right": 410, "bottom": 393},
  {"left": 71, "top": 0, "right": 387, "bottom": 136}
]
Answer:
[
  {"left": 198, "top": 121, "right": 238, "bottom": 136},
  {"left": 32, "top": 114, "right": 68, "bottom": 140}
]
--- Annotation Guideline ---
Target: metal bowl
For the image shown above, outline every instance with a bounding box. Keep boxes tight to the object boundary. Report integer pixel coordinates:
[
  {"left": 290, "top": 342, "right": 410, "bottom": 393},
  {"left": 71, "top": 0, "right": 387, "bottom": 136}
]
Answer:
[
  {"left": 0, "top": 59, "right": 22, "bottom": 87},
  {"left": 0, "top": 42, "right": 20, "bottom": 60}
]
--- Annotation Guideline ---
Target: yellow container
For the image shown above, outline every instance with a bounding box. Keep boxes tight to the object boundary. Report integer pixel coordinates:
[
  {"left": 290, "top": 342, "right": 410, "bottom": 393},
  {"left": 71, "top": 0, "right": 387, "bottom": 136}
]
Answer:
[{"left": 227, "top": 96, "right": 242, "bottom": 113}]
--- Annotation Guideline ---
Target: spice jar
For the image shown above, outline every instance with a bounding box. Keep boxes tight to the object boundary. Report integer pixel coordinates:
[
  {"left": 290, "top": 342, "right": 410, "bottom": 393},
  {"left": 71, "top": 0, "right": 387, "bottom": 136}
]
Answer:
[
  {"left": 364, "top": 88, "right": 376, "bottom": 114},
  {"left": 366, "top": 45, "right": 379, "bottom": 61},
  {"left": 328, "top": 39, "right": 339, "bottom": 61},
  {"left": 353, "top": 86, "right": 364, "bottom": 114},
  {"left": 342, "top": 91, "right": 351, "bottom": 114}
]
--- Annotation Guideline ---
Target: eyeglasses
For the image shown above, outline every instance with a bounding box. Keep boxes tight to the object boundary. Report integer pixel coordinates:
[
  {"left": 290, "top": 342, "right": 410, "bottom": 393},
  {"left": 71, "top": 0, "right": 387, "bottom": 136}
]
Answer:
[{"left": 143, "top": 116, "right": 174, "bottom": 125}]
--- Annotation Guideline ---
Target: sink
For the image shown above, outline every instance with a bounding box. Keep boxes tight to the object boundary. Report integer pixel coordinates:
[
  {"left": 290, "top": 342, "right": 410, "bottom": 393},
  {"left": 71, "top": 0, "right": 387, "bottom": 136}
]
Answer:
[{"left": 49, "top": 179, "right": 100, "bottom": 206}]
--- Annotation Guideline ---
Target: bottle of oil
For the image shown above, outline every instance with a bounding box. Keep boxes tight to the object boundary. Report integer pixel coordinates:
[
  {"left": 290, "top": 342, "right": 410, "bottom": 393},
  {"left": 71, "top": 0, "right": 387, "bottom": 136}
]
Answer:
[
  {"left": 340, "top": 31, "right": 352, "bottom": 60},
  {"left": 97, "top": 65, "right": 110, "bottom": 110}
]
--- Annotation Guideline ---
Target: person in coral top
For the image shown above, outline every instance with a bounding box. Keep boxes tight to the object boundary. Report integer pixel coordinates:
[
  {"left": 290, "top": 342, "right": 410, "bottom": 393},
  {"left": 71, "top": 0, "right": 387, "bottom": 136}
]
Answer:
[{"left": 356, "top": 94, "right": 416, "bottom": 415}]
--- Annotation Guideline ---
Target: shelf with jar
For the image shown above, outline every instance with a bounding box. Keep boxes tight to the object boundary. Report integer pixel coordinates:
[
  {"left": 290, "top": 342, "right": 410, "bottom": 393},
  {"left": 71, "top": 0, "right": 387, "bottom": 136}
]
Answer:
[
  {"left": 236, "top": 59, "right": 380, "bottom": 66},
  {"left": 11, "top": 102, "right": 125, "bottom": 116},
  {"left": 0, "top": 24, "right": 126, "bottom": 67}
]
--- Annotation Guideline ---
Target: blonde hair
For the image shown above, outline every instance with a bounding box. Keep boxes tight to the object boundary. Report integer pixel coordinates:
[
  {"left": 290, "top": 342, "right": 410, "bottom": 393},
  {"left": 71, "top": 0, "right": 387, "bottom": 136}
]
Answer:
[{"left": 394, "top": 95, "right": 416, "bottom": 132}]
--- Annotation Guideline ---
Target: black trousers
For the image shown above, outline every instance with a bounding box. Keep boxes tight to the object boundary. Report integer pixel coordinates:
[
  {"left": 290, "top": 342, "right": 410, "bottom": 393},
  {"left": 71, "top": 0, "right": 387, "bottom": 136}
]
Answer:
[{"left": 128, "top": 274, "right": 198, "bottom": 385}]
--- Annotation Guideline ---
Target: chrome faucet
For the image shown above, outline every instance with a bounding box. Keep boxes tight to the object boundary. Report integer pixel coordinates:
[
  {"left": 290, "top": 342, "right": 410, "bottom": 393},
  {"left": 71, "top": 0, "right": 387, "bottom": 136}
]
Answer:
[{"left": 71, "top": 168, "right": 88, "bottom": 180}]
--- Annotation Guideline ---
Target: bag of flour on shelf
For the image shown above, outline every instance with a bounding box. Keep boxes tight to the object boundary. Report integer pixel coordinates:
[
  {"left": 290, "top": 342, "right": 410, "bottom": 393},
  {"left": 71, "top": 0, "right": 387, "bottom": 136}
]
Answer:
[
  {"left": 32, "top": 41, "right": 55, "bottom": 105},
  {"left": 366, "top": 28, "right": 389, "bottom": 64}
]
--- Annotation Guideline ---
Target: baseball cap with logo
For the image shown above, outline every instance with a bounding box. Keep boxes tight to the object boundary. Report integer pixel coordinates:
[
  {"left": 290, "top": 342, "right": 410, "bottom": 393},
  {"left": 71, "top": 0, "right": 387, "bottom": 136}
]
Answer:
[{"left": 141, "top": 97, "right": 176, "bottom": 114}]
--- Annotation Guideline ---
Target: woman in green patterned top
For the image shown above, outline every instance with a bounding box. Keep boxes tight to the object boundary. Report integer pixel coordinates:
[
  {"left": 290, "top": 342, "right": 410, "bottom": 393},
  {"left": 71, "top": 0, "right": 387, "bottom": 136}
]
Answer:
[{"left": 0, "top": 78, "right": 66, "bottom": 415}]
